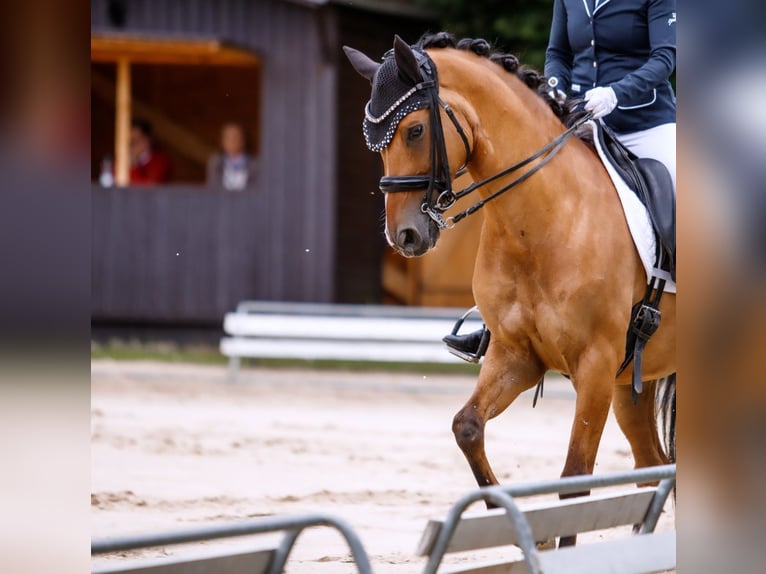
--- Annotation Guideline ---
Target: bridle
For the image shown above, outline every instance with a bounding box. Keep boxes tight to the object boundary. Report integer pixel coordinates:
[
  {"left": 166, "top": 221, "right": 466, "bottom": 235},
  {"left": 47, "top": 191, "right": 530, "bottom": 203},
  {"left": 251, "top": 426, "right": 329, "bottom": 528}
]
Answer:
[
  {"left": 377, "top": 50, "right": 592, "bottom": 229},
  {"left": 377, "top": 80, "right": 472, "bottom": 228}
]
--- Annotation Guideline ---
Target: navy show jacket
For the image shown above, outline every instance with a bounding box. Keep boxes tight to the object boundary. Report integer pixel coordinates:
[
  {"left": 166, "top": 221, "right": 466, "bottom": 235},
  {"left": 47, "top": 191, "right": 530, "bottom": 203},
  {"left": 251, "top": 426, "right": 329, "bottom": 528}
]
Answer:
[{"left": 544, "top": 0, "right": 676, "bottom": 133}]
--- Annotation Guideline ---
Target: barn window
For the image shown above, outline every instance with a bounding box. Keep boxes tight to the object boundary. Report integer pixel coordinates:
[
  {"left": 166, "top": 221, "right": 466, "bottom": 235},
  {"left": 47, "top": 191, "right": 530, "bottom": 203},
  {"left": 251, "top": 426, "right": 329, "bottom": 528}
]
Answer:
[{"left": 91, "top": 34, "right": 261, "bottom": 186}]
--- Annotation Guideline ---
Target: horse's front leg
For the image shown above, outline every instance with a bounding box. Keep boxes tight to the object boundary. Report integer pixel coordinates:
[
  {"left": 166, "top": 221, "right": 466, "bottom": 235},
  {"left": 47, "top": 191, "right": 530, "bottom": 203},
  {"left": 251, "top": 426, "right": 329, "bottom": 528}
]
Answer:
[
  {"left": 558, "top": 348, "right": 618, "bottom": 546},
  {"left": 452, "top": 342, "right": 544, "bottom": 490}
]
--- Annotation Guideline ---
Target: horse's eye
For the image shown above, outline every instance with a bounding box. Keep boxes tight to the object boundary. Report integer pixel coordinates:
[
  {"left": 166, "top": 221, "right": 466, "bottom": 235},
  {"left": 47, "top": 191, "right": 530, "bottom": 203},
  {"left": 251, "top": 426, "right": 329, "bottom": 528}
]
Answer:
[{"left": 407, "top": 124, "right": 424, "bottom": 141}]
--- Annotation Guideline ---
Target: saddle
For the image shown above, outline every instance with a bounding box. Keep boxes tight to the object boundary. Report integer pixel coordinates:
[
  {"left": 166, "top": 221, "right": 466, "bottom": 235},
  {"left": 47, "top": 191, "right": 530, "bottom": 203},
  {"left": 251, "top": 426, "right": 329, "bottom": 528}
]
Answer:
[
  {"left": 595, "top": 123, "right": 676, "bottom": 281},
  {"left": 593, "top": 122, "right": 676, "bottom": 402}
]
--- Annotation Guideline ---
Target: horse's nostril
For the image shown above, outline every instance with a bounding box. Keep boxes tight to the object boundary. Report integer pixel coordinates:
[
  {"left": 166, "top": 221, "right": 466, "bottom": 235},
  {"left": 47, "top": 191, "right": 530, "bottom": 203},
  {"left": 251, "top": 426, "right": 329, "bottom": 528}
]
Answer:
[{"left": 398, "top": 228, "right": 421, "bottom": 249}]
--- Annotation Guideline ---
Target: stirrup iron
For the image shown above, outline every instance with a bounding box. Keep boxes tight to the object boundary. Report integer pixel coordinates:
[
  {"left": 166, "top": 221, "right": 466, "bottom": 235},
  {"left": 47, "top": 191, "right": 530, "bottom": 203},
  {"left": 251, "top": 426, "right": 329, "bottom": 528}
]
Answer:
[{"left": 444, "top": 306, "right": 490, "bottom": 364}]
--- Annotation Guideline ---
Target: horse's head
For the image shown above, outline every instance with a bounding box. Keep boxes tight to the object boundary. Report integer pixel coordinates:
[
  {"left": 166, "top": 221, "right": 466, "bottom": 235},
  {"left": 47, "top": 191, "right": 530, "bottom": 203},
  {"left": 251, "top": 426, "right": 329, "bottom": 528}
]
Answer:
[{"left": 344, "top": 36, "right": 472, "bottom": 257}]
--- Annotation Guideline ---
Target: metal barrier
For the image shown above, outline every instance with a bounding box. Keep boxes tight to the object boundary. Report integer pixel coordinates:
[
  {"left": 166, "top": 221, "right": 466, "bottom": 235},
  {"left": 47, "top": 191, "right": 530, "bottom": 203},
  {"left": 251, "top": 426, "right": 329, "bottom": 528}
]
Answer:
[
  {"left": 93, "top": 465, "right": 675, "bottom": 574},
  {"left": 422, "top": 464, "right": 676, "bottom": 574},
  {"left": 92, "top": 513, "right": 373, "bottom": 574}
]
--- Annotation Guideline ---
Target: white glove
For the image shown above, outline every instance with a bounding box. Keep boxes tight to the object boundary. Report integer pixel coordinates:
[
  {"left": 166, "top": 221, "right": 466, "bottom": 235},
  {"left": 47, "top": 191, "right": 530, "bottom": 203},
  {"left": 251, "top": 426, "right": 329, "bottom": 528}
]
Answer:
[{"left": 584, "top": 86, "right": 617, "bottom": 119}]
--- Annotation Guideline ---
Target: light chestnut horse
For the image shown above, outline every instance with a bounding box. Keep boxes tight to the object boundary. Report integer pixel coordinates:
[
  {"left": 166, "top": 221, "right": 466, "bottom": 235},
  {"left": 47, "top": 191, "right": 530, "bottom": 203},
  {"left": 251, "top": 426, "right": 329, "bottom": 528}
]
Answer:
[{"left": 345, "top": 33, "right": 675, "bottom": 534}]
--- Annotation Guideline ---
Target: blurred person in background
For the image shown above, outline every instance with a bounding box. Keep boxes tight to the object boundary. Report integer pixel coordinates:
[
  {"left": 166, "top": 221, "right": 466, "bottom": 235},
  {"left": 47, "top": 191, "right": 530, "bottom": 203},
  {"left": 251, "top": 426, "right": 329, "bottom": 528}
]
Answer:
[
  {"left": 207, "top": 122, "right": 258, "bottom": 191},
  {"left": 129, "top": 118, "right": 171, "bottom": 185}
]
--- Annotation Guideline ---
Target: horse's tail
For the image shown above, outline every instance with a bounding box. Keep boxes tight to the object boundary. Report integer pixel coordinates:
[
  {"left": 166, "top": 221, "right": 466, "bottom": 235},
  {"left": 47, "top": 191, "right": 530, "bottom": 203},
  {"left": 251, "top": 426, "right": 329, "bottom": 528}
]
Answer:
[{"left": 656, "top": 373, "right": 676, "bottom": 464}]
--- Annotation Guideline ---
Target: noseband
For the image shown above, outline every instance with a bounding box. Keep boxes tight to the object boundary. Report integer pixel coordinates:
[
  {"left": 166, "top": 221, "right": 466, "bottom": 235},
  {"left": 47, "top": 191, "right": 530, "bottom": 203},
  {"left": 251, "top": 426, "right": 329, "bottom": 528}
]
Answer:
[{"left": 375, "top": 50, "right": 591, "bottom": 229}]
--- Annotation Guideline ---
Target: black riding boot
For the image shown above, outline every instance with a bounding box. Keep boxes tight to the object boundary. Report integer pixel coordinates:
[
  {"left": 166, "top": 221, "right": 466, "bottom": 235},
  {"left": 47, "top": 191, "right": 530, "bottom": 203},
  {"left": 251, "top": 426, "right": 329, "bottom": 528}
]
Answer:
[
  {"left": 442, "top": 326, "right": 490, "bottom": 363},
  {"left": 442, "top": 306, "right": 490, "bottom": 363},
  {"left": 442, "top": 328, "right": 484, "bottom": 354}
]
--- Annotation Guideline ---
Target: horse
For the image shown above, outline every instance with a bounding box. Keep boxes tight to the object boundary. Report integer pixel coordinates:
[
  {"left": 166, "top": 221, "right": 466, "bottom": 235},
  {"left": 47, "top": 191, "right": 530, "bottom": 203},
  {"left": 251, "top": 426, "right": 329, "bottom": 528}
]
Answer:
[{"left": 344, "top": 33, "right": 676, "bottom": 542}]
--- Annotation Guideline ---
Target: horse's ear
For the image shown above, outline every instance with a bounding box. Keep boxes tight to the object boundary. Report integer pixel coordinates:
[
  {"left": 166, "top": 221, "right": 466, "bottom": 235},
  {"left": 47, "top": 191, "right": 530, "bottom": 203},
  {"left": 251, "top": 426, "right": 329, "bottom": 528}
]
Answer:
[
  {"left": 343, "top": 46, "right": 380, "bottom": 82},
  {"left": 393, "top": 34, "right": 422, "bottom": 85}
]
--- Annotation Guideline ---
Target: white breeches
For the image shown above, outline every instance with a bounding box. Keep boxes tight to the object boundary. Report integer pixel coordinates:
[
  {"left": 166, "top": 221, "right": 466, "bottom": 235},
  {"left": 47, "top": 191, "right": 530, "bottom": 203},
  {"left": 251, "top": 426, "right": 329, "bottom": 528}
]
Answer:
[{"left": 616, "top": 122, "right": 676, "bottom": 194}]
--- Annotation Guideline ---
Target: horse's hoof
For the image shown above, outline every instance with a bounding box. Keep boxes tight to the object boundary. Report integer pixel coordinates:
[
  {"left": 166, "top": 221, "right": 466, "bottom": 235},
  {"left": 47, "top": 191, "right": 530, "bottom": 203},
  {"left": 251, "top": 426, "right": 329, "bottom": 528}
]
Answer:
[{"left": 536, "top": 538, "right": 556, "bottom": 550}]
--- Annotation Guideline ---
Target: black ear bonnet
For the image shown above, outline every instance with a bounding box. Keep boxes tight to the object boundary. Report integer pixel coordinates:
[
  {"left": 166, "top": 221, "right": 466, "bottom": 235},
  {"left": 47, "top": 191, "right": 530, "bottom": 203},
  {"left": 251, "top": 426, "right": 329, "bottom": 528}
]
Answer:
[{"left": 363, "top": 46, "right": 438, "bottom": 152}]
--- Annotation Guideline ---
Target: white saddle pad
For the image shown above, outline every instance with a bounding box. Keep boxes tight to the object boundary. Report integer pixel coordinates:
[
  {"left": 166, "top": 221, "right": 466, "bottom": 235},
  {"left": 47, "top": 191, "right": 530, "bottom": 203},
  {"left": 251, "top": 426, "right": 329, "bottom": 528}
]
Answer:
[{"left": 587, "top": 121, "right": 676, "bottom": 294}]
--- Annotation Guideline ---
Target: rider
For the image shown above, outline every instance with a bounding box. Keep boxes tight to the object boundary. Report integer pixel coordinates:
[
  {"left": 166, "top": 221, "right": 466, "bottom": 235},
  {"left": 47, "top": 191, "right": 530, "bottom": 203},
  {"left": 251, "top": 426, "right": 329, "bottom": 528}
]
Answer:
[{"left": 443, "top": 0, "right": 677, "bottom": 361}]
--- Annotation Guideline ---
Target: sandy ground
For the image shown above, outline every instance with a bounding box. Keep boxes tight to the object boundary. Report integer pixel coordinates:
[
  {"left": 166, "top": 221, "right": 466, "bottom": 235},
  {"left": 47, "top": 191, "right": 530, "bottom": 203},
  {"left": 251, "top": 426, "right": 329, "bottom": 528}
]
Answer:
[{"left": 91, "top": 360, "right": 674, "bottom": 572}]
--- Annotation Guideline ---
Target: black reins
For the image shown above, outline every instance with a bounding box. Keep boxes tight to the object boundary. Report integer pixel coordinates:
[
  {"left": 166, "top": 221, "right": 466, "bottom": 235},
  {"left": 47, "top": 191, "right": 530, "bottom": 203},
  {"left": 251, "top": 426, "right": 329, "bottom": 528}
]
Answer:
[
  {"left": 442, "top": 114, "right": 591, "bottom": 226},
  {"left": 377, "top": 53, "right": 591, "bottom": 229}
]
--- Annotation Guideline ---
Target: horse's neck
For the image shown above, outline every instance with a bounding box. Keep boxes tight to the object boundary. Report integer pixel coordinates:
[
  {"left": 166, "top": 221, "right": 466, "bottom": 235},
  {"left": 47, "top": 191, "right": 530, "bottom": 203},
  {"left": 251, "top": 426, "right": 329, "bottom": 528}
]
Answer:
[
  {"left": 464, "top": 87, "right": 596, "bottom": 232},
  {"left": 432, "top": 52, "right": 612, "bottom": 238}
]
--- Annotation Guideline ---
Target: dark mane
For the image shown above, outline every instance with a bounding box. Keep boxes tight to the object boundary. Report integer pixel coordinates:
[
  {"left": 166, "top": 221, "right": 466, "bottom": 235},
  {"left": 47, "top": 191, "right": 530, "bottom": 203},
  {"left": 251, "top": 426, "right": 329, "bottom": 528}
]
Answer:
[{"left": 417, "top": 32, "right": 585, "bottom": 129}]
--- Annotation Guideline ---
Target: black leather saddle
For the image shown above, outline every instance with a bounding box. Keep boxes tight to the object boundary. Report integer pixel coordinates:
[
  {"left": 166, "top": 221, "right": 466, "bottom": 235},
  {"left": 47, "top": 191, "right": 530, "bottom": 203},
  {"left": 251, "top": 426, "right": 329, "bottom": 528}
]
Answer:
[{"left": 595, "top": 123, "right": 676, "bottom": 281}]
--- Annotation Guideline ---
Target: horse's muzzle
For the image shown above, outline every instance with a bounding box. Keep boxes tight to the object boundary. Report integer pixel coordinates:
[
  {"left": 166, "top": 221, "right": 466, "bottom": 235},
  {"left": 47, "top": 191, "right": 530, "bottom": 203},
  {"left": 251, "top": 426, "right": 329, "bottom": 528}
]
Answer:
[
  {"left": 395, "top": 226, "right": 427, "bottom": 257},
  {"left": 388, "top": 218, "right": 440, "bottom": 257}
]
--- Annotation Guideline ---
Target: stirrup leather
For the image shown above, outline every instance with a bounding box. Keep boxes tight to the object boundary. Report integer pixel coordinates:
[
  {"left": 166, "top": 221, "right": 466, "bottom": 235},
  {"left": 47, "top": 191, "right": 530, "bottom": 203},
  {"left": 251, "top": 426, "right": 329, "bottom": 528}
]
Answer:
[{"left": 617, "top": 274, "right": 666, "bottom": 403}]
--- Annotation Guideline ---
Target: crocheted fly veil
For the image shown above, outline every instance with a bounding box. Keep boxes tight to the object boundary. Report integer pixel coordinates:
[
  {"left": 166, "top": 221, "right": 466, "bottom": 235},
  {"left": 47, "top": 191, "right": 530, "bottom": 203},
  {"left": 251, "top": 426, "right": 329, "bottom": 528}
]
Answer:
[
  {"left": 347, "top": 37, "right": 438, "bottom": 152},
  {"left": 345, "top": 36, "right": 467, "bottom": 231}
]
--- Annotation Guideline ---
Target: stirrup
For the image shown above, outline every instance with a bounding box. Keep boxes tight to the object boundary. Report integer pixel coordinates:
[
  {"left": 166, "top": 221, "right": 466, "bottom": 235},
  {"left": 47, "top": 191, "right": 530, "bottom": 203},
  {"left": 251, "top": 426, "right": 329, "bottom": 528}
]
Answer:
[{"left": 444, "top": 306, "right": 490, "bottom": 364}]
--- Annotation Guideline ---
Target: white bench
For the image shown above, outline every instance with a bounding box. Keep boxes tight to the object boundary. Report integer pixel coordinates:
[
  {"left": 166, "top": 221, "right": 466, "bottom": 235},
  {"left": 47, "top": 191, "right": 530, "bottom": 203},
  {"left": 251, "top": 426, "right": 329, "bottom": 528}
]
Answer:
[
  {"left": 220, "top": 301, "right": 482, "bottom": 379},
  {"left": 417, "top": 464, "right": 676, "bottom": 574},
  {"left": 91, "top": 513, "right": 372, "bottom": 574}
]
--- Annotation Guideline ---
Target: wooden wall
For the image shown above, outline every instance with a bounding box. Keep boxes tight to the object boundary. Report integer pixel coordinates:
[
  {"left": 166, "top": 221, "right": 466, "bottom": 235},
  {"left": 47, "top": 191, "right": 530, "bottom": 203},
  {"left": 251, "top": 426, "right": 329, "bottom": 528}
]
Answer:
[
  {"left": 92, "top": 186, "right": 281, "bottom": 324},
  {"left": 91, "top": 0, "right": 339, "bottom": 316}
]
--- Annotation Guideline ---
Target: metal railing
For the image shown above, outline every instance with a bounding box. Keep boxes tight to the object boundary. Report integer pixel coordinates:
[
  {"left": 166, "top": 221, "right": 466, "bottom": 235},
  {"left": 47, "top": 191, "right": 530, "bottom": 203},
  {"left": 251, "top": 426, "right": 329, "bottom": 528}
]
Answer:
[
  {"left": 92, "top": 465, "right": 675, "bottom": 574},
  {"left": 423, "top": 464, "right": 676, "bottom": 574},
  {"left": 92, "top": 512, "right": 373, "bottom": 574}
]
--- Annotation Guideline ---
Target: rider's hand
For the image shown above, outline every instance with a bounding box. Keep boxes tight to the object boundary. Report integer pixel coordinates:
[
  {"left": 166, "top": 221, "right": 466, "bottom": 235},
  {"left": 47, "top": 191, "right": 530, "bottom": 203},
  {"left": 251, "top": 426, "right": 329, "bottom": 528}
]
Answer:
[{"left": 583, "top": 86, "right": 618, "bottom": 119}]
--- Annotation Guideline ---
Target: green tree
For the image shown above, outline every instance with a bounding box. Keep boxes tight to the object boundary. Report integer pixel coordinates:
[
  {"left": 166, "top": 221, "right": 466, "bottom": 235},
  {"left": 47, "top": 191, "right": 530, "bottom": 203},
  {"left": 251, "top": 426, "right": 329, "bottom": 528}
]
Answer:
[{"left": 416, "top": 0, "right": 555, "bottom": 70}]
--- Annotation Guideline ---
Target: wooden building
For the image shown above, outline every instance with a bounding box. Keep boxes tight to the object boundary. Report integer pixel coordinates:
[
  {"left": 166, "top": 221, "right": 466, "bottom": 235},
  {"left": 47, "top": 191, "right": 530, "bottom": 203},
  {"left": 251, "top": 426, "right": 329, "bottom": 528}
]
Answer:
[{"left": 91, "top": 0, "right": 479, "bottom": 330}]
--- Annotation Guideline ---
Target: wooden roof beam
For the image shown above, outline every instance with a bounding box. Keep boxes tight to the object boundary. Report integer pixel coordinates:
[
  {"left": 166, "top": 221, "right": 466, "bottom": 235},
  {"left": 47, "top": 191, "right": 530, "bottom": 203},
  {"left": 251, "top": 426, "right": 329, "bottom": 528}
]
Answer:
[{"left": 91, "top": 35, "right": 260, "bottom": 67}]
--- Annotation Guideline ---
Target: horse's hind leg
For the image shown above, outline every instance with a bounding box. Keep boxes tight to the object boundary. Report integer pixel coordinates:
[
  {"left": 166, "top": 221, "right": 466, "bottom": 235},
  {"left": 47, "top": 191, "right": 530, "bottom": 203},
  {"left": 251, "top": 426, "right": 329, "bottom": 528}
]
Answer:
[
  {"left": 558, "top": 359, "right": 616, "bottom": 546},
  {"left": 452, "top": 343, "right": 544, "bottom": 490},
  {"left": 613, "top": 379, "right": 671, "bottom": 534},
  {"left": 612, "top": 379, "right": 669, "bottom": 472}
]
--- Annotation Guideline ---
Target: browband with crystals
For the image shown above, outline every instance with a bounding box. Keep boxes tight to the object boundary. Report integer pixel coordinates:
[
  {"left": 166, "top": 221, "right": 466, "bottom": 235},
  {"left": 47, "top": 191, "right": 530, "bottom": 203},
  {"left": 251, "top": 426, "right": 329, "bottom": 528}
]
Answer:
[{"left": 364, "top": 86, "right": 419, "bottom": 124}]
